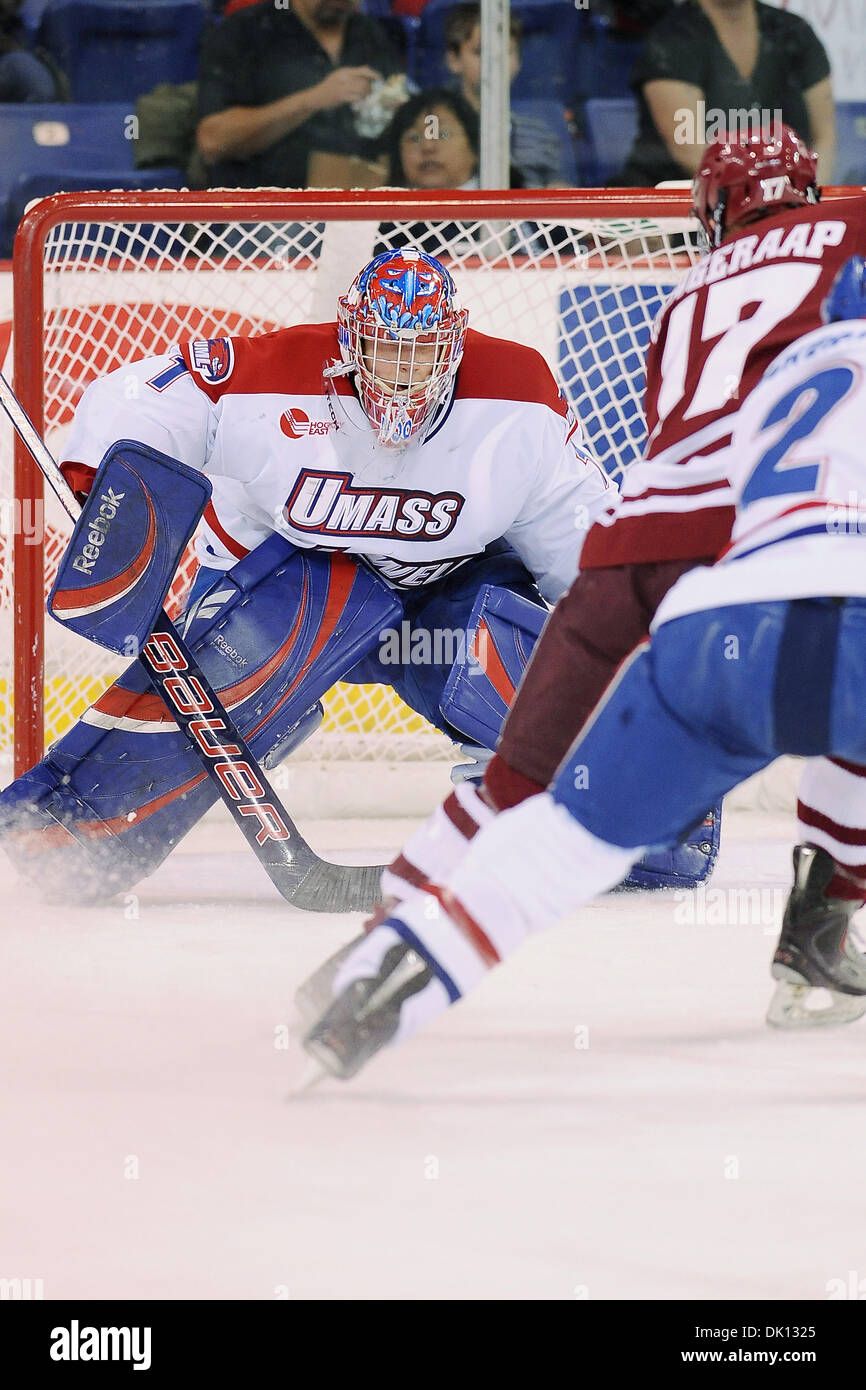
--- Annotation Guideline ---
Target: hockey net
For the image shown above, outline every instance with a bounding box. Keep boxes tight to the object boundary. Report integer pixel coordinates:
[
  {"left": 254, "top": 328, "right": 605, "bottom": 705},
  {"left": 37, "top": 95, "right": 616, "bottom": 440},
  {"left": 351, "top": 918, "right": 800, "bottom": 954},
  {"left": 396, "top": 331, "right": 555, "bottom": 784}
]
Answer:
[{"left": 3, "top": 188, "right": 699, "bottom": 787}]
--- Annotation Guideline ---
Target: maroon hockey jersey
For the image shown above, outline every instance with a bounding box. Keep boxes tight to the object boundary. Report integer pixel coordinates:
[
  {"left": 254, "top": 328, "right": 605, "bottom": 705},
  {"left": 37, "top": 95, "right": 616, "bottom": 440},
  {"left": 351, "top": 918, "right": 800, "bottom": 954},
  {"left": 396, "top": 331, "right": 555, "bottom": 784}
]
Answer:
[{"left": 581, "top": 196, "right": 866, "bottom": 569}]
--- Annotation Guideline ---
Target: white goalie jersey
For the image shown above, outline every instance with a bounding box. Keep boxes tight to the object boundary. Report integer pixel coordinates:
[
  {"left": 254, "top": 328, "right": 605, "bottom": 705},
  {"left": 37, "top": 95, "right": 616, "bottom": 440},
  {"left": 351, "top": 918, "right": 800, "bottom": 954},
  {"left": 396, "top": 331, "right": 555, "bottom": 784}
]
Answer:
[{"left": 61, "top": 322, "right": 613, "bottom": 603}]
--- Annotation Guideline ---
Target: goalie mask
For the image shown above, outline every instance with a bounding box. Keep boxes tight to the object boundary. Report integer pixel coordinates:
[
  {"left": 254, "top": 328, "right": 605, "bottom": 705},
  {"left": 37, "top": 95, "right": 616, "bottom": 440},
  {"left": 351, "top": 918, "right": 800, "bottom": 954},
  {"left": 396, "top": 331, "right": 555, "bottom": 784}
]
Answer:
[{"left": 334, "top": 248, "right": 469, "bottom": 449}]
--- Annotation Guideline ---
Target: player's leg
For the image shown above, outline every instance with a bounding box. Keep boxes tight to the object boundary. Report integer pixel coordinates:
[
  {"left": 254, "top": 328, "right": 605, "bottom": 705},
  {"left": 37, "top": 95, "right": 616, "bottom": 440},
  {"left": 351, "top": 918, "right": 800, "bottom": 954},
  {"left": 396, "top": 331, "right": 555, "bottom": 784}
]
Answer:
[
  {"left": 303, "top": 598, "right": 789, "bottom": 1078},
  {"left": 489, "top": 562, "right": 688, "bottom": 796},
  {"left": 796, "top": 758, "right": 866, "bottom": 901},
  {"left": 385, "top": 558, "right": 721, "bottom": 910},
  {"left": 768, "top": 602, "right": 866, "bottom": 1027}
]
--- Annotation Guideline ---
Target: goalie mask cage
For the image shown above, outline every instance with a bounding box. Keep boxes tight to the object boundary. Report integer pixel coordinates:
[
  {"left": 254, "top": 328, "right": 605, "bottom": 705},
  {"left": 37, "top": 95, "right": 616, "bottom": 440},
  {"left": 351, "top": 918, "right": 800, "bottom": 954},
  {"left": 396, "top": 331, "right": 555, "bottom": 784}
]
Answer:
[{"left": 5, "top": 187, "right": 700, "bottom": 784}]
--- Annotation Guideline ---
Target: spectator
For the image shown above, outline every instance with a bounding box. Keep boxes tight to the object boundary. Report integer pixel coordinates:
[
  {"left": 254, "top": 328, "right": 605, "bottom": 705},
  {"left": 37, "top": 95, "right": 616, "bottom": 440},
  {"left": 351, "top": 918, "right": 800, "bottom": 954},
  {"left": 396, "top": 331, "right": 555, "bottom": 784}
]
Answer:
[
  {"left": 619, "top": 0, "right": 835, "bottom": 186},
  {"left": 444, "top": 3, "right": 570, "bottom": 188},
  {"left": 1, "top": 0, "right": 64, "bottom": 101},
  {"left": 384, "top": 88, "right": 485, "bottom": 190},
  {"left": 196, "top": 0, "right": 403, "bottom": 189},
  {"left": 378, "top": 88, "right": 521, "bottom": 258}
]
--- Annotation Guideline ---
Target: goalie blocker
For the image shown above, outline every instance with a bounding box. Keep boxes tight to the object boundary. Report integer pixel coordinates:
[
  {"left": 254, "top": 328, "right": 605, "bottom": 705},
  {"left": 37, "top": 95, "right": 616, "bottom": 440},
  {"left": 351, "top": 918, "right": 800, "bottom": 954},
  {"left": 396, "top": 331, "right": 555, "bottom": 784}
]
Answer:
[{"left": 48, "top": 439, "right": 213, "bottom": 654}]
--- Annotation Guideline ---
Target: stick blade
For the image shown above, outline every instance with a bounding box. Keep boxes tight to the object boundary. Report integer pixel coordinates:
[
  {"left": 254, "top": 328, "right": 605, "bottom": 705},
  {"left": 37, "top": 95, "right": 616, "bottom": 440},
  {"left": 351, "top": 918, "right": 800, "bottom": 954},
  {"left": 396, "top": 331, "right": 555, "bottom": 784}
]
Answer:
[{"left": 281, "top": 859, "right": 386, "bottom": 913}]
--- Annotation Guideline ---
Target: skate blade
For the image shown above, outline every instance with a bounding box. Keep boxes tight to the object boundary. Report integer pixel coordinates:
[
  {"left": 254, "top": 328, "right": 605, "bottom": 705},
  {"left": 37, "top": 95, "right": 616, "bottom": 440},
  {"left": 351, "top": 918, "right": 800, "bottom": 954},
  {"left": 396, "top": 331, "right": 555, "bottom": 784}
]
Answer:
[
  {"left": 766, "top": 978, "right": 866, "bottom": 1030},
  {"left": 284, "top": 1055, "right": 333, "bottom": 1098},
  {"left": 293, "top": 937, "right": 363, "bottom": 1033},
  {"left": 302, "top": 1032, "right": 351, "bottom": 1082}
]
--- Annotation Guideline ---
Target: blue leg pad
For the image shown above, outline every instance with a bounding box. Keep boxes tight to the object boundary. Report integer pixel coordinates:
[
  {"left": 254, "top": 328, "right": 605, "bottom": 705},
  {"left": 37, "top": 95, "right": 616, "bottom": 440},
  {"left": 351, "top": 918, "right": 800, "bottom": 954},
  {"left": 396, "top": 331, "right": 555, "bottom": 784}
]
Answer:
[{"left": 0, "top": 535, "right": 399, "bottom": 900}]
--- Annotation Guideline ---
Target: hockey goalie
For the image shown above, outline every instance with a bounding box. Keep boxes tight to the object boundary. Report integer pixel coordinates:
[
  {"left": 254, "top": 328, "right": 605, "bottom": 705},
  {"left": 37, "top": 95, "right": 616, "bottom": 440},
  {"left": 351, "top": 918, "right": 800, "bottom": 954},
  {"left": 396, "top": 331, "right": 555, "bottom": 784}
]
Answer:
[{"left": 0, "top": 247, "right": 719, "bottom": 903}]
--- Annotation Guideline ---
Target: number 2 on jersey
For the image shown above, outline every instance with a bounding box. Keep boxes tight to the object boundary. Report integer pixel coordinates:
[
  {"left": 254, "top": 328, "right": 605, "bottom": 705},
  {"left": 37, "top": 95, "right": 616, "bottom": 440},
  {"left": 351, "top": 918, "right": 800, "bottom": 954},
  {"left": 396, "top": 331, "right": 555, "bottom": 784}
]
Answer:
[{"left": 741, "top": 365, "right": 855, "bottom": 506}]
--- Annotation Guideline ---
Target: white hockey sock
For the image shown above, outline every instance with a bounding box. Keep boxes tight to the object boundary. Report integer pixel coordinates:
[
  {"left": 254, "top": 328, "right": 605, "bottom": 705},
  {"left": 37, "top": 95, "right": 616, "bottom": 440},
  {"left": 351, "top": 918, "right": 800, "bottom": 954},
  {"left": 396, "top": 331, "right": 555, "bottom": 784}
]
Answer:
[
  {"left": 797, "top": 757, "right": 866, "bottom": 886},
  {"left": 395, "top": 794, "right": 641, "bottom": 996},
  {"left": 381, "top": 781, "right": 494, "bottom": 903}
]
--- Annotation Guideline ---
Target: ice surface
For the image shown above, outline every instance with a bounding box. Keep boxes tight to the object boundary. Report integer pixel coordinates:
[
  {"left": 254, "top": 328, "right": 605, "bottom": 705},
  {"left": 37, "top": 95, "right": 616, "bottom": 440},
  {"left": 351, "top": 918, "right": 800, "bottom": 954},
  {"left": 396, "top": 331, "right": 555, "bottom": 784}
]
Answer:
[{"left": 1, "top": 804, "right": 864, "bottom": 1301}]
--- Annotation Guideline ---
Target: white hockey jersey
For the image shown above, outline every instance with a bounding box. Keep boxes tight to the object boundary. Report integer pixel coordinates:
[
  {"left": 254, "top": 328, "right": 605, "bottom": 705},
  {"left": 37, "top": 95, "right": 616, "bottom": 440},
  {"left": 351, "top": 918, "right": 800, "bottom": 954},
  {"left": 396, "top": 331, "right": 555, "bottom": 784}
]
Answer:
[
  {"left": 654, "top": 318, "right": 866, "bottom": 626},
  {"left": 62, "top": 323, "right": 613, "bottom": 603}
]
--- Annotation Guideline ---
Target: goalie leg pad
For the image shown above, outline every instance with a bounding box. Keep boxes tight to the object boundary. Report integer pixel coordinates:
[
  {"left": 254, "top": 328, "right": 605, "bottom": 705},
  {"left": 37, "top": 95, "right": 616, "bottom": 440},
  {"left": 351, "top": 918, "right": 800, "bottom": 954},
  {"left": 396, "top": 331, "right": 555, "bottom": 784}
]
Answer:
[
  {"left": 0, "top": 535, "right": 400, "bottom": 900},
  {"left": 439, "top": 583, "right": 548, "bottom": 749},
  {"left": 617, "top": 805, "right": 722, "bottom": 890},
  {"left": 350, "top": 542, "right": 542, "bottom": 740}
]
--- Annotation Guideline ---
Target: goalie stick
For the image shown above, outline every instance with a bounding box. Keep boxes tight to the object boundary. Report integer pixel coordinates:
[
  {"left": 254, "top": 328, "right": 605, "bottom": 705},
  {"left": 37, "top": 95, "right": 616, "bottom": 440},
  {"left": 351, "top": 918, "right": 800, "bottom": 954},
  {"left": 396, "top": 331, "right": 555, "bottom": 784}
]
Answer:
[{"left": 1, "top": 370, "right": 386, "bottom": 912}]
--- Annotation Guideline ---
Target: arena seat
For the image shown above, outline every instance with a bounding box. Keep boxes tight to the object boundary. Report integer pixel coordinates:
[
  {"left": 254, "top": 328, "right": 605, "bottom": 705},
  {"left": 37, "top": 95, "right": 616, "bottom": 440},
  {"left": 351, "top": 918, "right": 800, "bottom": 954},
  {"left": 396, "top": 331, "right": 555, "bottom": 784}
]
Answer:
[
  {"left": 19, "top": 0, "right": 54, "bottom": 36},
  {"left": 583, "top": 96, "right": 638, "bottom": 186},
  {"left": 36, "top": 0, "right": 205, "bottom": 103},
  {"left": 834, "top": 102, "right": 866, "bottom": 186},
  {"left": 0, "top": 103, "right": 183, "bottom": 257},
  {"left": 572, "top": 10, "right": 641, "bottom": 107},
  {"left": 511, "top": 97, "right": 577, "bottom": 185}
]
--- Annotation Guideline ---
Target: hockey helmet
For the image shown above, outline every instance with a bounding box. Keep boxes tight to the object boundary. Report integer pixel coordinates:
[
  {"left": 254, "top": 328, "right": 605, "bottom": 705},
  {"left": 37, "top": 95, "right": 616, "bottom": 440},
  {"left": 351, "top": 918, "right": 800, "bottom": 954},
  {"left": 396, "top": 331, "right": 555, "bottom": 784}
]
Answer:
[{"left": 692, "top": 124, "right": 819, "bottom": 250}]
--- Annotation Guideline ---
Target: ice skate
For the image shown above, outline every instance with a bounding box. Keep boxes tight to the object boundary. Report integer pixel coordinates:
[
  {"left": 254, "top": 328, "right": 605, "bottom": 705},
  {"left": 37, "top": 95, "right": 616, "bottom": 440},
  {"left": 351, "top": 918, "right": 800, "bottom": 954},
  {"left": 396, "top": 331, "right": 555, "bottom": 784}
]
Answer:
[
  {"left": 293, "top": 937, "right": 363, "bottom": 1030},
  {"left": 303, "top": 940, "right": 434, "bottom": 1081},
  {"left": 767, "top": 845, "right": 866, "bottom": 1029}
]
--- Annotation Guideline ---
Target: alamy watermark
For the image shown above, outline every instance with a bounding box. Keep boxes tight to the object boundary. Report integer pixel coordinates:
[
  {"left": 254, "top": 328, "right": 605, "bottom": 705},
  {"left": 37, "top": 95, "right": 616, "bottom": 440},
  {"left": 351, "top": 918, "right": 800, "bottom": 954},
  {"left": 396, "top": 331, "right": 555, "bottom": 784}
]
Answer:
[
  {"left": 378, "top": 619, "right": 489, "bottom": 671},
  {"left": 674, "top": 883, "right": 786, "bottom": 931},
  {"left": 827, "top": 491, "right": 866, "bottom": 535},
  {"left": 0, "top": 1276, "right": 44, "bottom": 1299},
  {"left": 50, "top": 1320, "right": 151, "bottom": 1371},
  {"left": 674, "top": 103, "right": 784, "bottom": 148},
  {"left": 827, "top": 1270, "right": 866, "bottom": 1299},
  {"left": 0, "top": 497, "right": 43, "bottom": 545}
]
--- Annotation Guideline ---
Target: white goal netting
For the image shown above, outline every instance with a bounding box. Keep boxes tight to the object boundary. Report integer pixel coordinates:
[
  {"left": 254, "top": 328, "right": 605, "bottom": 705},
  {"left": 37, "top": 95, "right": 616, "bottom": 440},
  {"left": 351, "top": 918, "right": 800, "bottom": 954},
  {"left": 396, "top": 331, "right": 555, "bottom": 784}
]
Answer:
[{"left": 1, "top": 189, "right": 699, "bottom": 782}]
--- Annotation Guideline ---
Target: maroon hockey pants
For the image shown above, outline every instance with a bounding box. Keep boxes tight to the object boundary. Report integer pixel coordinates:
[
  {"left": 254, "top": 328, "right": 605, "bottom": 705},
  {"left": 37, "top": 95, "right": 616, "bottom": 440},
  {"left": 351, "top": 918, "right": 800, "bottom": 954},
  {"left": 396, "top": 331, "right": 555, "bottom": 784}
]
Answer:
[{"left": 486, "top": 557, "right": 708, "bottom": 809}]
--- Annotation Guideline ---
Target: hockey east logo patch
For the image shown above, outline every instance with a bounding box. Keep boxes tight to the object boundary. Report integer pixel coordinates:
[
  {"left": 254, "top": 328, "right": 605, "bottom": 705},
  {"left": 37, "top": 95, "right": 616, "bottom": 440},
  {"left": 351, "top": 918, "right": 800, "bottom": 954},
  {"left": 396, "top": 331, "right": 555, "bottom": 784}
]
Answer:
[
  {"left": 285, "top": 470, "right": 464, "bottom": 539},
  {"left": 280, "top": 408, "right": 334, "bottom": 439},
  {"left": 190, "top": 337, "right": 235, "bottom": 384}
]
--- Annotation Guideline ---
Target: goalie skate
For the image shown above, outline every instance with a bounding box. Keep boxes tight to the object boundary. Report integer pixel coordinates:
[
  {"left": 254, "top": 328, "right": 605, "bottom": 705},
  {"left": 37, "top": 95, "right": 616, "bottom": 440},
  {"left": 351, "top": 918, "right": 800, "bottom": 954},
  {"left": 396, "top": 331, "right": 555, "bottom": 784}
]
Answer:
[{"left": 767, "top": 845, "right": 866, "bottom": 1030}]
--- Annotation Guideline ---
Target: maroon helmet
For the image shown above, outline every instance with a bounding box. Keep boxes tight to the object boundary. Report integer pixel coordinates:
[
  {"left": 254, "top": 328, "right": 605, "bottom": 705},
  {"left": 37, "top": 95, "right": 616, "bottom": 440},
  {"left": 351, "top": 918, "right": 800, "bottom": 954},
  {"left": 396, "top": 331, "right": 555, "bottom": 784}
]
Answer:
[{"left": 692, "top": 124, "right": 819, "bottom": 249}]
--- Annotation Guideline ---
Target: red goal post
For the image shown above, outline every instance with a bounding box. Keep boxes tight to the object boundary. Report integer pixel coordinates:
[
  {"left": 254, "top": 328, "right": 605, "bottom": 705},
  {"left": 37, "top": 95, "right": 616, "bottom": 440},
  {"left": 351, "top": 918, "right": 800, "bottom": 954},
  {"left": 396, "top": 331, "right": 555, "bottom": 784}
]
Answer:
[{"left": 8, "top": 185, "right": 708, "bottom": 779}]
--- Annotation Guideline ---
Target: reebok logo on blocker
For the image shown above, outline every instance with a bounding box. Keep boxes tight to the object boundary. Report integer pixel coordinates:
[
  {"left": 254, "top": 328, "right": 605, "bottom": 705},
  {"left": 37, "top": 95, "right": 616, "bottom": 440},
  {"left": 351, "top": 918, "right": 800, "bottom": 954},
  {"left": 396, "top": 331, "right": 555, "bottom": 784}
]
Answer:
[{"left": 71, "top": 487, "right": 125, "bottom": 575}]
